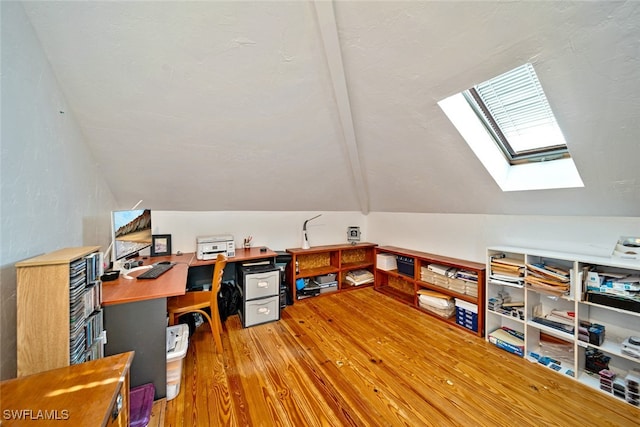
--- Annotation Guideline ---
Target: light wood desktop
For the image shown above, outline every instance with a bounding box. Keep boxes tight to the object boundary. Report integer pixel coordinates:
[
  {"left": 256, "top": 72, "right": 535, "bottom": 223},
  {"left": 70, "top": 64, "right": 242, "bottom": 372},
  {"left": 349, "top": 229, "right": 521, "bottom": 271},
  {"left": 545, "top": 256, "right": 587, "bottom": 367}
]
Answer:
[
  {"left": 102, "top": 254, "right": 194, "bottom": 306},
  {"left": 101, "top": 248, "right": 278, "bottom": 400},
  {"left": 102, "top": 248, "right": 279, "bottom": 305},
  {"left": 1, "top": 351, "right": 133, "bottom": 426}
]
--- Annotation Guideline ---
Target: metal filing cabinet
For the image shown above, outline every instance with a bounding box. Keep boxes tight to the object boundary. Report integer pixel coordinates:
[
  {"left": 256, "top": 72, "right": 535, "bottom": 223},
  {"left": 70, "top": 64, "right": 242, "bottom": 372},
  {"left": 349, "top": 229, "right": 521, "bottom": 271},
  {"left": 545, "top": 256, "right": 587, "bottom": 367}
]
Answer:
[{"left": 237, "top": 263, "right": 280, "bottom": 327}]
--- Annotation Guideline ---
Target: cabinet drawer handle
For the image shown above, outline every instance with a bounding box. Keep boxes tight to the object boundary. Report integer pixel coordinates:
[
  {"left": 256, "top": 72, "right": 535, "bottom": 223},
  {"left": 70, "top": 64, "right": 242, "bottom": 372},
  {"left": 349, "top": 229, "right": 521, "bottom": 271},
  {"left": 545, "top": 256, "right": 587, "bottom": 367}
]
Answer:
[
  {"left": 252, "top": 274, "right": 274, "bottom": 281},
  {"left": 258, "top": 307, "right": 271, "bottom": 315},
  {"left": 257, "top": 280, "right": 269, "bottom": 288},
  {"left": 111, "top": 391, "right": 123, "bottom": 420}
]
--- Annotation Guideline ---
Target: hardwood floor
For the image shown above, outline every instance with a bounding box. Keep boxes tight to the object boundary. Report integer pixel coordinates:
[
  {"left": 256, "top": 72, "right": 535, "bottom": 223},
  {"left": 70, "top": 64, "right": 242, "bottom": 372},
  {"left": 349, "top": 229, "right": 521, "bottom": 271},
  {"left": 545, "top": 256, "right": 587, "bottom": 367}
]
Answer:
[{"left": 164, "top": 288, "right": 638, "bottom": 426}]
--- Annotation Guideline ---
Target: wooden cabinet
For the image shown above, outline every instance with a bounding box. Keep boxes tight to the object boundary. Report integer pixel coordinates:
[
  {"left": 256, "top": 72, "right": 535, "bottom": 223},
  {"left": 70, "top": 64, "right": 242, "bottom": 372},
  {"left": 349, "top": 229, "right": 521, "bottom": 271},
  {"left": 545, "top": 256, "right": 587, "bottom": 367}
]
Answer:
[
  {"left": 374, "top": 246, "right": 486, "bottom": 337},
  {"left": 16, "top": 246, "right": 105, "bottom": 377},
  {"left": 486, "top": 246, "right": 640, "bottom": 408},
  {"left": 286, "top": 243, "right": 377, "bottom": 301},
  {"left": 1, "top": 351, "right": 133, "bottom": 426}
]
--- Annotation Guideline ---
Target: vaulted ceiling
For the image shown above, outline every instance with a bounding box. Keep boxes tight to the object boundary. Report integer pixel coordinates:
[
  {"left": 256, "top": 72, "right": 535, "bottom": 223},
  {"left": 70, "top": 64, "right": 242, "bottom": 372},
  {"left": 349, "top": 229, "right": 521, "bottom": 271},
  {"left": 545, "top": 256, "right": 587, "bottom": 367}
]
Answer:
[{"left": 21, "top": 1, "right": 640, "bottom": 216}]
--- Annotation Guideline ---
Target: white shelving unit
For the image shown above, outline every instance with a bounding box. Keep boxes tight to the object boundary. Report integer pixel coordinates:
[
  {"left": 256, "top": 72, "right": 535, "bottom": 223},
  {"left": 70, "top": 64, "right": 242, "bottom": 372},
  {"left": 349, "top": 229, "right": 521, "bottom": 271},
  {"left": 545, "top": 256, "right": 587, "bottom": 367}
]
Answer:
[{"left": 486, "top": 246, "right": 640, "bottom": 408}]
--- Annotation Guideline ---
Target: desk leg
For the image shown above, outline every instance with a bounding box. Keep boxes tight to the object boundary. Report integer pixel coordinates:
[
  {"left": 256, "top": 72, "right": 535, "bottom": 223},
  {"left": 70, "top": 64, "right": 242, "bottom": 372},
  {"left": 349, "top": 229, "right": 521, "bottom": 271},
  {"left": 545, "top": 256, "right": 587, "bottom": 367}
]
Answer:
[{"left": 104, "top": 298, "right": 167, "bottom": 400}]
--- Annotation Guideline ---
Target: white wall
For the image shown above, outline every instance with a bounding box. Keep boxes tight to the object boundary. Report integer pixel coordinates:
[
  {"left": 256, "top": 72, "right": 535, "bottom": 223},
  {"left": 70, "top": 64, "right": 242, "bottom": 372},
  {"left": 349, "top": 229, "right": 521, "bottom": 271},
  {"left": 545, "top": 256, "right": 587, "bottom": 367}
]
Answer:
[
  {"left": 0, "top": 2, "right": 117, "bottom": 380},
  {"left": 153, "top": 211, "right": 639, "bottom": 266},
  {"left": 368, "top": 212, "right": 640, "bottom": 263},
  {"left": 152, "top": 211, "right": 366, "bottom": 253}
]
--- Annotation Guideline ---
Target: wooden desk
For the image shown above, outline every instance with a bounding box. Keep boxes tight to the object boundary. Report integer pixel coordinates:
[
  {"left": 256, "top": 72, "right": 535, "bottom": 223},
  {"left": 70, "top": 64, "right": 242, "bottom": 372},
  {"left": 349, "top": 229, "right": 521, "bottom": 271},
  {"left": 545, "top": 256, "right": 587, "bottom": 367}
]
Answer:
[
  {"left": 102, "top": 254, "right": 191, "bottom": 400},
  {"left": 100, "top": 249, "right": 277, "bottom": 400},
  {"left": 101, "top": 249, "right": 278, "bottom": 304},
  {"left": 102, "top": 254, "right": 193, "bottom": 306},
  {"left": 1, "top": 352, "right": 133, "bottom": 426}
]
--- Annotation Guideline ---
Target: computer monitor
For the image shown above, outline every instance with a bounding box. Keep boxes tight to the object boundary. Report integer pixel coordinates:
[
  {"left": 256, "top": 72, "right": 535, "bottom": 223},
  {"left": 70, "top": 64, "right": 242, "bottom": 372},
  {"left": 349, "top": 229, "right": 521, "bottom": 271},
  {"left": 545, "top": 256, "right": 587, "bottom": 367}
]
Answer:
[{"left": 111, "top": 209, "right": 152, "bottom": 263}]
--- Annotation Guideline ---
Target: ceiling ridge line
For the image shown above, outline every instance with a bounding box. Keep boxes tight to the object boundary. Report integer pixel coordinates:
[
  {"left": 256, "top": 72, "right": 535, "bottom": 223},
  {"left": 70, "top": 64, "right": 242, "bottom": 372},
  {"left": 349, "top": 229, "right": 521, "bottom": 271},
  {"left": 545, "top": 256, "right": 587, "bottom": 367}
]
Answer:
[{"left": 313, "top": 0, "right": 370, "bottom": 215}]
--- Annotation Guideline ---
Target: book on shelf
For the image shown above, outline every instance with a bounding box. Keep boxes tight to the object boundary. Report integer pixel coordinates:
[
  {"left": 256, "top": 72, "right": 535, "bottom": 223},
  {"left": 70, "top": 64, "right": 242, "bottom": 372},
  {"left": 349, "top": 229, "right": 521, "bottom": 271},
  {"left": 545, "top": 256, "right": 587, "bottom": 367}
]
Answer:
[{"left": 488, "top": 326, "right": 525, "bottom": 357}]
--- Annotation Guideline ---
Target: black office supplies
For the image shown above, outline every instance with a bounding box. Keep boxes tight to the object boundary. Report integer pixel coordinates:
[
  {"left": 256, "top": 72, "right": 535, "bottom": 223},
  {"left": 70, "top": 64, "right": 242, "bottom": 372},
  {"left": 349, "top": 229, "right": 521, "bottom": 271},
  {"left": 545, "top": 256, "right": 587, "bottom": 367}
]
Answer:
[
  {"left": 101, "top": 270, "right": 120, "bottom": 282},
  {"left": 137, "top": 263, "right": 174, "bottom": 279}
]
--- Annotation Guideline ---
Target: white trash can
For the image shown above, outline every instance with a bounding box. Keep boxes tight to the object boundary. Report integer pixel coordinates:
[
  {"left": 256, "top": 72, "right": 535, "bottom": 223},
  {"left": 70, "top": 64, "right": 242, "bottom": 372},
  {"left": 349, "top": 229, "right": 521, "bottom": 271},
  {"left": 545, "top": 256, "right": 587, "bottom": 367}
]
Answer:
[{"left": 166, "top": 324, "right": 189, "bottom": 401}]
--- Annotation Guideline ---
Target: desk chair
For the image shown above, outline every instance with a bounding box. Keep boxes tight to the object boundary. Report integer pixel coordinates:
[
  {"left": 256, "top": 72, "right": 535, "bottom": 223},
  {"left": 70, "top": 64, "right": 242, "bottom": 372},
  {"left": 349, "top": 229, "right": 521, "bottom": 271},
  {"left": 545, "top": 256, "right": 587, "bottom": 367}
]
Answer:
[{"left": 167, "top": 253, "right": 227, "bottom": 353}]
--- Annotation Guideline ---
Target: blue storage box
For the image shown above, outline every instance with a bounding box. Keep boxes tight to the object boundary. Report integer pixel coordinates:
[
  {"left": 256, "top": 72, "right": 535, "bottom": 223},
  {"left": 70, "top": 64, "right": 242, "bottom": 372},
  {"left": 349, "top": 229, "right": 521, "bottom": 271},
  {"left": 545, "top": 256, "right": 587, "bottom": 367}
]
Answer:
[{"left": 455, "top": 299, "right": 478, "bottom": 332}]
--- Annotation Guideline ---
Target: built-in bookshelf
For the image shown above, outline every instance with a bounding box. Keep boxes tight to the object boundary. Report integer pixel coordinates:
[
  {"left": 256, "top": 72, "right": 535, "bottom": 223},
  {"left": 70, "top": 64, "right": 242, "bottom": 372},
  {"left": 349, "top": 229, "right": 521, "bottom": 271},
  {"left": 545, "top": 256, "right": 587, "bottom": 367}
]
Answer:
[
  {"left": 16, "top": 246, "right": 105, "bottom": 377},
  {"left": 374, "top": 246, "right": 486, "bottom": 337},
  {"left": 486, "top": 246, "right": 640, "bottom": 408},
  {"left": 286, "top": 243, "right": 376, "bottom": 301}
]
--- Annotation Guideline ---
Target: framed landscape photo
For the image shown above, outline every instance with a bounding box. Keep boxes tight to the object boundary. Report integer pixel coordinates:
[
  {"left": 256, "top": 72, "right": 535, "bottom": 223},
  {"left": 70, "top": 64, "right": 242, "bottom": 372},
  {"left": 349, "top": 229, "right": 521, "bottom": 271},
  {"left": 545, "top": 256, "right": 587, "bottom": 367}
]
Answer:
[{"left": 151, "top": 234, "right": 172, "bottom": 257}]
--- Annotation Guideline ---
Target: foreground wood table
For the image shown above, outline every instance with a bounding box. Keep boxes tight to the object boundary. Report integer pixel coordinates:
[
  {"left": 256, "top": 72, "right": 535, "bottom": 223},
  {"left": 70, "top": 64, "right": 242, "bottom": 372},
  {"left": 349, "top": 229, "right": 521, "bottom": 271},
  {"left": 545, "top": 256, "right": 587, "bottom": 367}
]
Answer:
[{"left": 0, "top": 352, "right": 133, "bottom": 426}]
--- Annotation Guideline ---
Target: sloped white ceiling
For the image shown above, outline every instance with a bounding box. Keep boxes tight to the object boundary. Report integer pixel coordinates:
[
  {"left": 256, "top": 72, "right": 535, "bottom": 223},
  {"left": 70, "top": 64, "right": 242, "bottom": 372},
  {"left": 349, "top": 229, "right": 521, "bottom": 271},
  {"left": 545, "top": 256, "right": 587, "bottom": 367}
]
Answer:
[{"left": 21, "top": 1, "right": 640, "bottom": 216}]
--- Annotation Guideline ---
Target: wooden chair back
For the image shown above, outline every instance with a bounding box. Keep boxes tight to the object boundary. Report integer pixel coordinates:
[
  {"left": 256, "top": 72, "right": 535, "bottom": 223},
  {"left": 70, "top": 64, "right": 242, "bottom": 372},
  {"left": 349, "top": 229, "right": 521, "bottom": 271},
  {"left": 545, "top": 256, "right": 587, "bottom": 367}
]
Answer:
[{"left": 211, "top": 253, "right": 227, "bottom": 312}]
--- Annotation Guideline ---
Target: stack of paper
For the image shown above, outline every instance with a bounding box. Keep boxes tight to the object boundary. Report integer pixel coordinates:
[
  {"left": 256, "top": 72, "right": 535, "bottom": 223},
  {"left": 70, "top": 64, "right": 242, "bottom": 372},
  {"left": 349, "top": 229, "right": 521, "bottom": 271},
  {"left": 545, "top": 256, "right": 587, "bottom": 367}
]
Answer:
[
  {"left": 525, "top": 263, "right": 570, "bottom": 295},
  {"left": 417, "top": 289, "right": 455, "bottom": 318},
  {"left": 465, "top": 282, "right": 478, "bottom": 297},
  {"left": 490, "top": 256, "right": 525, "bottom": 287},
  {"left": 420, "top": 266, "right": 448, "bottom": 288},
  {"left": 447, "top": 278, "right": 466, "bottom": 294},
  {"left": 428, "top": 263, "right": 457, "bottom": 277},
  {"left": 345, "top": 269, "right": 374, "bottom": 286}
]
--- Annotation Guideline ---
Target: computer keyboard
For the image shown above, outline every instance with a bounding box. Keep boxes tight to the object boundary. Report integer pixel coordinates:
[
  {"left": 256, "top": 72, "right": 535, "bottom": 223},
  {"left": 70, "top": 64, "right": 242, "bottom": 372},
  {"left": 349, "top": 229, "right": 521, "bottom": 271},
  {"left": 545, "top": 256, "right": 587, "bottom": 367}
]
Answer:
[{"left": 137, "top": 263, "right": 174, "bottom": 279}]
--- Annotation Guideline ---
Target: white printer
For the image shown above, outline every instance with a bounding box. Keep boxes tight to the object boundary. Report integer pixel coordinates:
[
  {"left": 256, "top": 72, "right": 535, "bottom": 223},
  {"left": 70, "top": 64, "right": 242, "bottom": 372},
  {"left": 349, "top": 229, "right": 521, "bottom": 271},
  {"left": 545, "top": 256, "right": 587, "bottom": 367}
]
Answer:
[{"left": 196, "top": 235, "right": 235, "bottom": 260}]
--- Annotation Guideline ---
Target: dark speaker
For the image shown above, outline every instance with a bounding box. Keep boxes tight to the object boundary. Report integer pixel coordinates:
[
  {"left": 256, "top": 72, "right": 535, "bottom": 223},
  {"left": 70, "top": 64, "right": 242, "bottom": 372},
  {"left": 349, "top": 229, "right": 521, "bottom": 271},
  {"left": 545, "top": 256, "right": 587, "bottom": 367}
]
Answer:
[
  {"left": 279, "top": 285, "right": 287, "bottom": 309},
  {"left": 274, "top": 251, "right": 293, "bottom": 307}
]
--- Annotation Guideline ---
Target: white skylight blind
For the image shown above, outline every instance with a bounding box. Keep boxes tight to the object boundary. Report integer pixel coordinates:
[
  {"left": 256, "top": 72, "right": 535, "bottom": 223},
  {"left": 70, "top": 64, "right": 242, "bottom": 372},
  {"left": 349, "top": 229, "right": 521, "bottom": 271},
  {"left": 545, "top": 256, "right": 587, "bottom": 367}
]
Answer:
[{"left": 466, "top": 63, "right": 568, "bottom": 161}]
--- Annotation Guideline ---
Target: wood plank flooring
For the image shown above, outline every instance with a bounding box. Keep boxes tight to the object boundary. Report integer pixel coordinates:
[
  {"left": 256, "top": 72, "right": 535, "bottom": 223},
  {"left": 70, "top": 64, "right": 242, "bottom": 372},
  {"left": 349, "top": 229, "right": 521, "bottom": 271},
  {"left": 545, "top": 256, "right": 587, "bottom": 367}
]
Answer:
[
  {"left": 149, "top": 399, "right": 166, "bottom": 426},
  {"left": 164, "top": 288, "right": 638, "bottom": 426}
]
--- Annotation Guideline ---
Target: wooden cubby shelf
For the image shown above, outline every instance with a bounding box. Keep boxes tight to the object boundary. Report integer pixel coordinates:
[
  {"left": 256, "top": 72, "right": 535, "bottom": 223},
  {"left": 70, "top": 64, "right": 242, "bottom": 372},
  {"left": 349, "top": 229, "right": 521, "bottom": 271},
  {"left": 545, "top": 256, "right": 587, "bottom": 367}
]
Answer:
[
  {"left": 374, "top": 246, "right": 486, "bottom": 337},
  {"left": 287, "top": 243, "right": 377, "bottom": 301}
]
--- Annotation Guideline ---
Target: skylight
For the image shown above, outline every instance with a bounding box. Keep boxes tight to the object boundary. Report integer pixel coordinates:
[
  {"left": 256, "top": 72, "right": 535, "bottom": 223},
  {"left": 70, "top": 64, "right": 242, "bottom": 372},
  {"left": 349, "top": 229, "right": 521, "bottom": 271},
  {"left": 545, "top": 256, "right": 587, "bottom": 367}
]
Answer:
[
  {"left": 465, "top": 63, "right": 568, "bottom": 163},
  {"left": 438, "top": 63, "right": 583, "bottom": 192}
]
